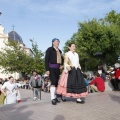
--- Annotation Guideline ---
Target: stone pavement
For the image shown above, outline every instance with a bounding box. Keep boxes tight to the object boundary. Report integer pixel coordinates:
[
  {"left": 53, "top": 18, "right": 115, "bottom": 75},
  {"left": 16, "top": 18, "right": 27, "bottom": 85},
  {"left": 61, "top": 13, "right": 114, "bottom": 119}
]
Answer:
[{"left": 0, "top": 89, "right": 120, "bottom": 120}]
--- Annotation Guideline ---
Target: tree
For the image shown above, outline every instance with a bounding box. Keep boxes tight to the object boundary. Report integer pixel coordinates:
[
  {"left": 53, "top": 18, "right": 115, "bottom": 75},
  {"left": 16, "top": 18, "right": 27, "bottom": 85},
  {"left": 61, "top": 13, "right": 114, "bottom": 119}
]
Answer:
[
  {"left": 0, "top": 38, "right": 45, "bottom": 77},
  {"left": 30, "top": 39, "right": 45, "bottom": 74},
  {"left": 105, "top": 10, "right": 120, "bottom": 25},
  {"left": 63, "top": 10, "right": 120, "bottom": 71},
  {"left": 0, "top": 39, "right": 32, "bottom": 77}
]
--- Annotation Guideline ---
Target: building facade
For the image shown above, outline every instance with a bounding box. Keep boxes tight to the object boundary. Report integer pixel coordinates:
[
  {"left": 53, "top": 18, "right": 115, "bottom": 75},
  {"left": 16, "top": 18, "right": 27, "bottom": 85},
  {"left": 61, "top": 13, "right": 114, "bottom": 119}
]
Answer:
[{"left": 0, "top": 24, "right": 33, "bottom": 79}]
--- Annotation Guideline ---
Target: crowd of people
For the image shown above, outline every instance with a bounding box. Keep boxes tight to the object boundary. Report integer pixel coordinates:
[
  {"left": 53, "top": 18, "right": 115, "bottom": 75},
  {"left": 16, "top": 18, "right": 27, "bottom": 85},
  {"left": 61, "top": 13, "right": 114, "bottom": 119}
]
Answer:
[
  {"left": 0, "top": 38, "right": 120, "bottom": 106},
  {"left": 0, "top": 75, "right": 51, "bottom": 104}
]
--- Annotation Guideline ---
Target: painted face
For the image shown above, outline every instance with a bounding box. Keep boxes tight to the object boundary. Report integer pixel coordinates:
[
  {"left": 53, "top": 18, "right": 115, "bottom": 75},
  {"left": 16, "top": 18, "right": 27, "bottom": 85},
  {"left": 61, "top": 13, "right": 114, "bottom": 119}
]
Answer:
[
  {"left": 69, "top": 44, "right": 76, "bottom": 52},
  {"left": 53, "top": 40, "right": 60, "bottom": 48}
]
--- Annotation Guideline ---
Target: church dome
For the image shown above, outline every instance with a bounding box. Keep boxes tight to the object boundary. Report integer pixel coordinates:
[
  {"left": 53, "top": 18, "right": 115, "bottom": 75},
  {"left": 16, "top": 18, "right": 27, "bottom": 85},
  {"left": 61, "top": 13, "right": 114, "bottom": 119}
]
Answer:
[{"left": 8, "top": 30, "right": 23, "bottom": 44}]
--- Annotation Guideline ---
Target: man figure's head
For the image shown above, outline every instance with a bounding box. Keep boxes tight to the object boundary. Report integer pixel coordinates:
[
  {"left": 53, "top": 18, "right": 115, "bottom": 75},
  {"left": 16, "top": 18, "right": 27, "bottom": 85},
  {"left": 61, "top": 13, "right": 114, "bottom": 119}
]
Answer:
[
  {"left": 52, "top": 38, "right": 60, "bottom": 48},
  {"left": 32, "top": 70, "right": 37, "bottom": 76}
]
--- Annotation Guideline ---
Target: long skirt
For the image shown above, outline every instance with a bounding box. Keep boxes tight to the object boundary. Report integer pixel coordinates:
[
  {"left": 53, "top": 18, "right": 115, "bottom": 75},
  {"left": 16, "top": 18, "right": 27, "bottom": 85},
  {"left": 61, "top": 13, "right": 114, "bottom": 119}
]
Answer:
[
  {"left": 4, "top": 91, "right": 17, "bottom": 105},
  {"left": 57, "top": 68, "right": 88, "bottom": 98}
]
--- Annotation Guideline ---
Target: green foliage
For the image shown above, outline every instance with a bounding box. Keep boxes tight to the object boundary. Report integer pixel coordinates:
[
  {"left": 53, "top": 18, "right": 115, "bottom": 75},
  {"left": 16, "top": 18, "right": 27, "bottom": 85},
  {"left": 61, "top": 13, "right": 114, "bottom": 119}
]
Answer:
[
  {"left": 0, "top": 39, "right": 29, "bottom": 75},
  {"left": 30, "top": 39, "right": 45, "bottom": 74},
  {"left": 0, "top": 39, "right": 45, "bottom": 77},
  {"left": 63, "top": 10, "right": 120, "bottom": 71},
  {"left": 105, "top": 10, "right": 120, "bottom": 25}
]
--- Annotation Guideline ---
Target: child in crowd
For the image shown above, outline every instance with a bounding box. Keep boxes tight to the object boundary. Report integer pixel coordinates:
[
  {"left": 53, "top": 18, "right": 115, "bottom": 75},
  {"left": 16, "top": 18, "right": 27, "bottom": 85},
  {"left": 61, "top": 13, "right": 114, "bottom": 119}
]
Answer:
[
  {"left": 83, "top": 74, "right": 89, "bottom": 86},
  {"left": 25, "top": 77, "right": 30, "bottom": 89},
  {"left": 44, "top": 77, "right": 51, "bottom": 92}
]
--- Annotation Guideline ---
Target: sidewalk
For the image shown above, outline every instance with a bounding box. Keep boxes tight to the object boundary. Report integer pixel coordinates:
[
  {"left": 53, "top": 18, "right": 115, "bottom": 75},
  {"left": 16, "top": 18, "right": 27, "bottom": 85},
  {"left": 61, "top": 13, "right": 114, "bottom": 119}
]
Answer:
[{"left": 0, "top": 89, "right": 120, "bottom": 120}]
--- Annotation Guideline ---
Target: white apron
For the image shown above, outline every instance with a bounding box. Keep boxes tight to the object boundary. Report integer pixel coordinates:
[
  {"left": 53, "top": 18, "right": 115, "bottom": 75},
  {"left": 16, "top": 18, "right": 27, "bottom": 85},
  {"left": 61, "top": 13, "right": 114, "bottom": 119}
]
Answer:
[{"left": 1, "top": 81, "right": 17, "bottom": 104}]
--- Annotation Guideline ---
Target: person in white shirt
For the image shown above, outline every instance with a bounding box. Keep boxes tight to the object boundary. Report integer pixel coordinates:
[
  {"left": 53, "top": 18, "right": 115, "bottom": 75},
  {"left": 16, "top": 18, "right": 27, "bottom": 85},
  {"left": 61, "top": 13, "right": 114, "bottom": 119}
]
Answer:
[{"left": 1, "top": 76, "right": 18, "bottom": 104}]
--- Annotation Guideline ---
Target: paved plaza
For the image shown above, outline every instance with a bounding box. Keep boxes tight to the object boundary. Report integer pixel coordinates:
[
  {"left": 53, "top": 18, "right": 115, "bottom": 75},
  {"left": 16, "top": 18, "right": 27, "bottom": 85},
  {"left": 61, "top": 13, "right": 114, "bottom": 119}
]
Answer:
[{"left": 0, "top": 89, "right": 120, "bottom": 120}]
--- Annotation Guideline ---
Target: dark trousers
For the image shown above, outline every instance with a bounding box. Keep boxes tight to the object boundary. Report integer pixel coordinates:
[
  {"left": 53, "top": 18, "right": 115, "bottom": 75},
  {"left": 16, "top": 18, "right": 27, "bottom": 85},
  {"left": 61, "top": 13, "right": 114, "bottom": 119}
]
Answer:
[
  {"left": 49, "top": 68, "right": 60, "bottom": 87},
  {"left": 49, "top": 68, "right": 61, "bottom": 98},
  {"left": 110, "top": 79, "right": 120, "bottom": 90}
]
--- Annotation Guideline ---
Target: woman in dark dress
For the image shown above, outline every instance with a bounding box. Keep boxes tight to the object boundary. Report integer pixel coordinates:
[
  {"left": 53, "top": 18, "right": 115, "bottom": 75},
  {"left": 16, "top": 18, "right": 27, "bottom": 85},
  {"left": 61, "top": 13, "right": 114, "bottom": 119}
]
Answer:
[{"left": 57, "top": 43, "right": 88, "bottom": 104}]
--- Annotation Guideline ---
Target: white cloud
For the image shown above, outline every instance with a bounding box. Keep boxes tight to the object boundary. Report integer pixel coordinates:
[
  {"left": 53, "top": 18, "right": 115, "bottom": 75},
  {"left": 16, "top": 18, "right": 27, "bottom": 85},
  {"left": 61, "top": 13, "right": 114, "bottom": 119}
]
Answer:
[
  {"left": 27, "top": 0, "right": 77, "bottom": 14},
  {"left": 26, "top": 0, "right": 120, "bottom": 19},
  {"left": 1, "top": 0, "right": 120, "bottom": 18}
]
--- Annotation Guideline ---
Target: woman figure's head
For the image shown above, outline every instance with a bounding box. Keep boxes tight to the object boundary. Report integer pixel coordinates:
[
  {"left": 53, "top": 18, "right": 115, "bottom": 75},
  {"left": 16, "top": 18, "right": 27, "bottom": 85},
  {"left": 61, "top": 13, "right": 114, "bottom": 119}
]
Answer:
[{"left": 68, "top": 43, "right": 76, "bottom": 52}]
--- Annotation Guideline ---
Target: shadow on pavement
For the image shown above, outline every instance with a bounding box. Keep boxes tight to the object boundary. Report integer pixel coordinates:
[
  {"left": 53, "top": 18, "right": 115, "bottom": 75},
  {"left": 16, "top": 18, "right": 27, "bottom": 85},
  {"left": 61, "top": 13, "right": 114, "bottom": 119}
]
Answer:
[
  {"left": 22, "top": 97, "right": 31, "bottom": 102},
  {"left": 53, "top": 115, "right": 65, "bottom": 120},
  {"left": 0, "top": 104, "right": 33, "bottom": 120},
  {"left": 109, "top": 93, "right": 120, "bottom": 104}
]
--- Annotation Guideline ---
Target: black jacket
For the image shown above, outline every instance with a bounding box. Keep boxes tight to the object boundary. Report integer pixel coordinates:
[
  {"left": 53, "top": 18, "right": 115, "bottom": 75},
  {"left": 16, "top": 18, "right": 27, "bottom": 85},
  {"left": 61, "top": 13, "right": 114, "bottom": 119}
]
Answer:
[{"left": 45, "top": 47, "right": 63, "bottom": 71}]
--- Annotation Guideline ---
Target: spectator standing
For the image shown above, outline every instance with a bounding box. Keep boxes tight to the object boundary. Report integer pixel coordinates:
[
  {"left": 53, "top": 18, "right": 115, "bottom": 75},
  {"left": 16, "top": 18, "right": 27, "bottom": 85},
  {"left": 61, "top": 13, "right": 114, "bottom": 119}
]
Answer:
[
  {"left": 44, "top": 77, "right": 51, "bottom": 92},
  {"left": 29, "top": 70, "right": 42, "bottom": 101}
]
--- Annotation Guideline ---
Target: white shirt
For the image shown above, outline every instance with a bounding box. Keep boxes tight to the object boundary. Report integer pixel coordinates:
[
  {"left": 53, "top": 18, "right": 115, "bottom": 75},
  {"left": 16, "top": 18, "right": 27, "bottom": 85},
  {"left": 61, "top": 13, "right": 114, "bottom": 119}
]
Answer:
[
  {"left": 1, "top": 81, "right": 17, "bottom": 91},
  {"left": 67, "top": 51, "right": 79, "bottom": 69}
]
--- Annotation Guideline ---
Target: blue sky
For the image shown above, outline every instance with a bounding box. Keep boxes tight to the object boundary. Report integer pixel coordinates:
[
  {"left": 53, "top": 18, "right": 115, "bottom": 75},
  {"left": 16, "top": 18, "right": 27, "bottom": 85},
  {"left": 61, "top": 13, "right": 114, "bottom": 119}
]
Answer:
[{"left": 0, "top": 0, "right": 120, "bottom": 52}]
